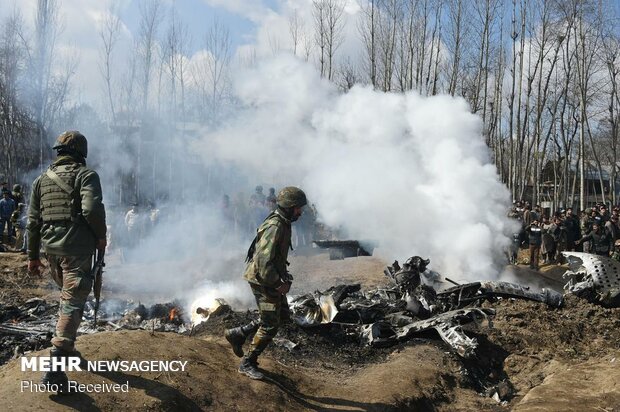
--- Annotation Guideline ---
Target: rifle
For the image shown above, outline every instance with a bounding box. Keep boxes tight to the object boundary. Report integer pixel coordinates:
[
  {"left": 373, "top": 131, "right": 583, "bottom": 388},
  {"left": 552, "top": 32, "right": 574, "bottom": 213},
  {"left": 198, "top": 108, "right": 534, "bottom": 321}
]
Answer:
[{"left": 92, "top": 250, "right": 105, "bottom": 328}]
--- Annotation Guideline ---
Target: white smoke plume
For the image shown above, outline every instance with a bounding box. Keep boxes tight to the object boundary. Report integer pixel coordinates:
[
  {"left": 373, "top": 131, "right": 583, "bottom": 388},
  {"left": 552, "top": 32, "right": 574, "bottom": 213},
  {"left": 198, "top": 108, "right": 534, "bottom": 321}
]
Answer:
[
  {"left": 104, "top": 54, "right": 517, "bottom": 314},
  {"left": 195, "top": 54, "right": 517, "bottom": 281}
]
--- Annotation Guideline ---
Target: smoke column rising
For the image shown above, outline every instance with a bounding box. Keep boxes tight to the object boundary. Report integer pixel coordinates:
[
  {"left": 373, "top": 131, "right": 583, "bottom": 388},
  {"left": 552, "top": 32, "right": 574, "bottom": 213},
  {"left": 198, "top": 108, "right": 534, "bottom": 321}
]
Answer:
[
  {"left": 105, "top": 54, "right": 517, "bottom": 313},
  {"left": 196, "top": 54, "right": 517, "bottom": 281}
]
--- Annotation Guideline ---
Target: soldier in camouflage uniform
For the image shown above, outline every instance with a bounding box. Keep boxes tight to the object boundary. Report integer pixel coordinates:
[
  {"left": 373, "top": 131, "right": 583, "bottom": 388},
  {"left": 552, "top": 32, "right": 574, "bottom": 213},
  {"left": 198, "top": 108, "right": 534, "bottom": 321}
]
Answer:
[
  {"left": 27, "top": 131, "right": 107, "bottom": 392},
  {"left": 225, "top": 186, "right": 307, "bottom": 380}
]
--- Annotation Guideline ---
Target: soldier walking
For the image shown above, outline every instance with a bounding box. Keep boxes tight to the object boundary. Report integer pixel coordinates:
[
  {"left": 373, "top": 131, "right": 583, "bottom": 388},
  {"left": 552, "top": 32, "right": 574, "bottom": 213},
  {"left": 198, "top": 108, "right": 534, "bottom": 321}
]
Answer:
[
  {"left": 225, "top": 186, "right": 307, "bottom": 380},
  {"left": 27, "top": 131, "right": 107, "bottom": 393}
]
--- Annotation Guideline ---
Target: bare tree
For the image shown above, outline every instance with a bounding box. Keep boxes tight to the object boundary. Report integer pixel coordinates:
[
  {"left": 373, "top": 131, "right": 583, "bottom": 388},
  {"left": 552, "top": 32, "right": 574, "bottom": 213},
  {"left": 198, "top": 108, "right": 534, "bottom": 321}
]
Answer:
[
  {"left": 0, "top": 10, "right": 37, "bottom": 181},
  {"left": 191, "top": 18, "right": 231, "bottom": 122},
  {"left": 27, "top": 0, "right": 62, "bottom": 170},
  {"left": 137, "top": 0, "right": 163, "bottom": 114},
  {"left": 288, "top": 9, "right": 303, "bottom": 56},
  {"left": 98, "top": 2, "right": 122, "bottom": 124},
  {"left": 358, "top": 0, "right": 379, "bottom": 87},
  {"left": 601, "top": 17, "right": 620, "bottom": 204},
  {"left": 446, "top": 0, "right": 468, "bottom": 96},
  {"left": 313, "top": 0, "right": 345, "bottom": 80},
  {"left": 163, "top": 7, "right": 190, "bottom": 122}
]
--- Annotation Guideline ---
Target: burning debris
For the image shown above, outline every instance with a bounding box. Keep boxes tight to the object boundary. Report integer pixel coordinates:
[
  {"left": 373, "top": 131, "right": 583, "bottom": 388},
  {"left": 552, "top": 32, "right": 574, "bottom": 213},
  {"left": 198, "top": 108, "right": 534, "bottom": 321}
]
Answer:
[
  {"left": 290, "top": 256, "right": 562, "bottom": 358},
  {"left": 561, "top": 252, "right": 620, "bottom": 308},
  {"left": 0, "top": 297, "right": 189, "bottom": 363},
  {"left": 1, "top": 254, "right": 570, "bottom": 366},
  {"left": 191, "top": 298, "right": 232, "bottom": 325}
]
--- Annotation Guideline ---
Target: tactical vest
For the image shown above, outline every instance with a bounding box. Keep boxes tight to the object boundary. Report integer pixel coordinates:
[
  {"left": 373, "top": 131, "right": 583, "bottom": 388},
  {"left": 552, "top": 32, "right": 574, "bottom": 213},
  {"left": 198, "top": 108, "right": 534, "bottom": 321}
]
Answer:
[
  {"left": 245, "top": 211, "right": 293, "bottom": 263},
  {"left": 40, "top": 163, "right": 83, "bottom": 222}
]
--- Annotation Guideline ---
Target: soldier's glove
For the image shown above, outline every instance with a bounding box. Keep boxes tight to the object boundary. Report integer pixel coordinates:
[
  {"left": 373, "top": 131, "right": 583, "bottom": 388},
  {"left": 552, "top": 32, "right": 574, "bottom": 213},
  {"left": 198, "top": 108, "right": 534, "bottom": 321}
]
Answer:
[
  {"left": 276, "top": 281, "right": 291, "bottom": 295},
  {"left": 28, "top": 259, "right": 45, "bottom": 276}
]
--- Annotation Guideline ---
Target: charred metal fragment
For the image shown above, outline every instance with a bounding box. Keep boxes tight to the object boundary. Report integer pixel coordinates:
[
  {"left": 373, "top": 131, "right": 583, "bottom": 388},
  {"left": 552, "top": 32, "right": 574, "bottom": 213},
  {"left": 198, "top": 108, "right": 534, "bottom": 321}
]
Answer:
[
  {"left": 436, "top": 281, "right": 563, "bottom": 309},
  {"left": 395, "top": 308, "right": 495, "bottom": 358},
  {"left": 357, "top": 308, "right": 494, "bottom": 357},
  {"left": 561, "top": 252, "right": 620, "bottom": 307}
]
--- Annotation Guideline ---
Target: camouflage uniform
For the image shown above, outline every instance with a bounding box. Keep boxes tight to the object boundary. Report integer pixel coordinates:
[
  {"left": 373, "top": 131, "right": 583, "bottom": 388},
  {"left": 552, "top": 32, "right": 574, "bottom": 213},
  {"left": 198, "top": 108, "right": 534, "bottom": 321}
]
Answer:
[
  {"left": 226, "top": 186, "right": 306, "bottom": 380},
  {"left": 27, "top": 131, "right": 106, "bottom": 353},
  {"left": 243, "top": 209, "right": 293, "bottom": 355}
]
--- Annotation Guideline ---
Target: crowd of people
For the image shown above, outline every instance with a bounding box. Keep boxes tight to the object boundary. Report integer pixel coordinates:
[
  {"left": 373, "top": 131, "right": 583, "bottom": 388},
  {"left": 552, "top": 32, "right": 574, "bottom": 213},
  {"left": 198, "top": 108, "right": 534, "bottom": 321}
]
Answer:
[
  {"left": 508, "top": 201, "right": 620, "bottom": 269},
  {"left": 220, "top": 185, "right": 318, "bottom": 247},
  {"left": 104, "top": 184, "right": 318, "bottom": 258},
  {"left": 0, "top": 182, "right": 27, "bottom": 252}
]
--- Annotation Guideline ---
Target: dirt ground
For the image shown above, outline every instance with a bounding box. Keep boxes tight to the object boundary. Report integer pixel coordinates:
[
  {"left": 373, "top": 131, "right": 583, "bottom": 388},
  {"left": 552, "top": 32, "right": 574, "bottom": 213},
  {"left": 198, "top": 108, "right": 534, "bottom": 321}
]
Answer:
[{"left": 0, "top": 249, "right": 619, "bottom": 411}]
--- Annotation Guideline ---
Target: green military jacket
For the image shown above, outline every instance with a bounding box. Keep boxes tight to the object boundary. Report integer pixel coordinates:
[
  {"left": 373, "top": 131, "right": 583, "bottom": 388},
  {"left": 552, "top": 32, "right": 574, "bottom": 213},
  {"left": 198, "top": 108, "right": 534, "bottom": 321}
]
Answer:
[
  {"left": 243, "top": 209, "right": 292, "bottom": 289},
  {"left": 27, "top": 155, "right": 106, "bottom": 260}
]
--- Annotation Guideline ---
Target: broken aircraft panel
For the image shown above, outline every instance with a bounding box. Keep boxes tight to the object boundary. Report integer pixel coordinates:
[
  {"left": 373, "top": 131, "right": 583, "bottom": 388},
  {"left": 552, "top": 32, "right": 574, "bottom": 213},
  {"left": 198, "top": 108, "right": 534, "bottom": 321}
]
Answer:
[
  {"left": 436, "top": 281, "right": 563, "bottom": 310},
  {"left": 561, "top": 252, "right": 620, "bottom": 307},
  {"left": 362, "top": 308, "right": 495, "bottom": 358}
]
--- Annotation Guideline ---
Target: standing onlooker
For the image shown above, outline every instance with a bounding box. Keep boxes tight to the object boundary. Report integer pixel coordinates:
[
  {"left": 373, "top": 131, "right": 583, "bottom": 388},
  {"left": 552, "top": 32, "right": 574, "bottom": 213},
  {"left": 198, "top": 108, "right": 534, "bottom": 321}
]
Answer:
[
  {"left": 580, "top": 209, "right": 594, "bottom": 253},
  {"left": 533, "top": 205, "right": 542, "bottom": 222},
  {"left": 555, "top": 216, "right": 568, "bottom": 263},
  {"left": 526, "top": 219, "right": 543, "bottom": 270},
  {"left": 605, "top": 215, "right": 620, "bottom": 242},
  {"left": 124, "top": 204, "right": 141, "bottom": 246},
  {"left": 576, "top": 221, "right": 612, "bottom": 256},
  {"left": 508, "top": 232, "right": 522, "bottom": 265},
  {"left": 249, "top": 185, "right": 268, "bottom": 231},
  {"left": 611, "top": 239, "right": 620, "bottom": 262},
  {"left": 599, "top": 204, "right": 610, "bottom": 223},
  {"left": 266, "top": 187, "right": 277, "bottom": 211},
  {"left": 12, "top": 184, "right": 24, "bottom": 205},
  {"left": 11, "top": 203, "right": 27, "bottom": 252},
  {"left": 0, "top": 190, "right": 16, "bottom": 244},
  {"left": 522, "top": 204, "right": 533, "bottom": 226},
  {"left": 564, "top": 208, "right": 581, "bottom": 251},
  {"left": 0, "top": 182, "right": 10, "bottom": 195},
  {"left": 541, "top": 216, "right": 558, "bottom": 264}
]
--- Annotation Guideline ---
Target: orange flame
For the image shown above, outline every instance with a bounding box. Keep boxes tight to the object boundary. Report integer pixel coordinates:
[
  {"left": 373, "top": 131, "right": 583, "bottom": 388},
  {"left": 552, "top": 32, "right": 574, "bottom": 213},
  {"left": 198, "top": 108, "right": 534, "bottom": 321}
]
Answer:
[{"left": 169, "top": 308, "right": 178, "bottom": 321}]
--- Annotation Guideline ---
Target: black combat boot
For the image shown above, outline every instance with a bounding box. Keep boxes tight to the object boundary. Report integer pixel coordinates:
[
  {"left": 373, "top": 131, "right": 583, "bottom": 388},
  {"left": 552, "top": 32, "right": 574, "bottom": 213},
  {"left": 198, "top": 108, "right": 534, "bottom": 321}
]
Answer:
[
  {"left": 71, "top": 349, "right": 88, "bottom": 369},
  {"left": 238, "top": 354, "right": 264, "bottom": 380},
  {"left": 225, "top": 321, "right": 258, "bottom": 358},
  {"left": 41, "top": 348, "right": 69, "bottom": 394},
  {"left": 225, "top": 327, "right": 246, "bottom": 357}
]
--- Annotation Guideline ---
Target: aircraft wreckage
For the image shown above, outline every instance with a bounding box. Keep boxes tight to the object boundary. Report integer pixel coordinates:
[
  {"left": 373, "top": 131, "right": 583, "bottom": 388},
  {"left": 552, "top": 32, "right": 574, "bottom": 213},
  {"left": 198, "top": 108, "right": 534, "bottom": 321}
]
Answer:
[
  {"left": 561, "top": 252, "right": 620, "bottom": 308},
  {"left": 290, "top": 256, "right": 563, "bottom": 358}
]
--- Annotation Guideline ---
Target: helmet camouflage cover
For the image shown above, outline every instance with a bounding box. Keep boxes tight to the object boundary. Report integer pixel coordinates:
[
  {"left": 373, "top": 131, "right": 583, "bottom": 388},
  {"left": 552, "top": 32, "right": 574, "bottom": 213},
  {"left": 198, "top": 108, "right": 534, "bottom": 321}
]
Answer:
[
  {"left": 53, "top": 130, "right": 88, "bottom": 158},
  {"left": 276, "top": 186, "right": 307, "bottom": 208}
]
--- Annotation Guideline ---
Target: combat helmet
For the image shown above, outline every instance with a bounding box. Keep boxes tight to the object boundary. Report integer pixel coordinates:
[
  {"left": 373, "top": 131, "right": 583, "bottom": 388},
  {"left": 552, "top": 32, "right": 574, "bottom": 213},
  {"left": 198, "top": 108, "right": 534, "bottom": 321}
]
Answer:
[
  {"left": 12, "top": 184, "right": 21, "bottom": 193},
  {"left": 53, "top": 130, "right": 88, "bottom": 158},
  {"left": 276, "top": 186, "right": 307, "bottom": 209}
]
